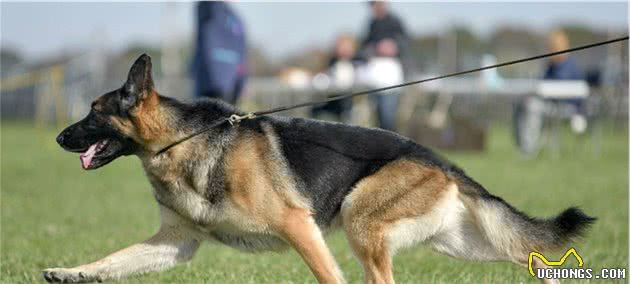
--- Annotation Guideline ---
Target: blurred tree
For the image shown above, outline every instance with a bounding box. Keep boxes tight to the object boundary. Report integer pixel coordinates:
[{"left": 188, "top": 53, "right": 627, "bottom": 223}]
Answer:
[
  {"left": 247, "top": 45, "right": 280, "bottom": 77},
  {"left": 281, "top": 47, "right": 328, "bottom": 73},
  {"left": 559, "top": 24, "right": 608, "bottom": 71},
  {"left": 450, "top": 26, "right": 485, "bottom": 71},
  {"left": 409, "top": 35, "right": 440, "bottom": 73},
  {"left": 489, "top": 27, "right": 544, "bottom": 78},
  {"left": 0, "top": 48, "right": 23, "bottom": 75},
  {"left": 409, "top": 26, "right": 485, "bottom": 75},
  {"left": 561, "top": 24, "right": 606, "bottom": 46}
]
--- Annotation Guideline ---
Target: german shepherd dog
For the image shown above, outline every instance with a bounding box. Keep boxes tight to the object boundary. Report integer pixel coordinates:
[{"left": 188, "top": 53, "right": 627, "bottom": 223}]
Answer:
[{"left": 45, "top": 54, "right": 594, "bottom": 284}]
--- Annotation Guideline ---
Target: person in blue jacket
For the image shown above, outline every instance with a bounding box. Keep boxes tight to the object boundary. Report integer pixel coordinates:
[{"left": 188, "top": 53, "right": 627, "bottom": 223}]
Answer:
[
  {"left": 543, "top": 57, "right": 582, "bottom": 81},
  {"left": 544, "top": 30, "right": 583, "bottom": 81},
  {"left": 191, "top": 1, "right": 247, "bottom": 105},
  {"left": 543, "top": 30, "right": 585, "bottom": 112},
  {"left": 513, "top": 30, "right": 587, "bottom": 154}
]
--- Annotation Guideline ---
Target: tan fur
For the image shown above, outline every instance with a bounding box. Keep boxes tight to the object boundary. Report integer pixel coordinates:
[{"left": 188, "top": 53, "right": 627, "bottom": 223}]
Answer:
[
  {"left": 280, "top": 208, "right": 346, "bottom": 284},
  {"left": 224, "top": 132, "right": 286, "bottom": 225},
  {"left": 221, "top": 127, "right": 345, "bottom": 283},
  {"left": 225, "top": 125, "right": 311, "bottom": 219},
  {"left": 108, "top": 115, "right": 137, "bottom": 140},
  {"left": 130, "top": 91, "right": 168, "bottom": 142},
  {"left": 341, "top": 160, "right": 452, "bottom": 284},
  {"left": 106, "top": 91, "right": 179, "bottom": 152},
  {"left": 344, "top": 160, "right": 449, "bottom": 223}
]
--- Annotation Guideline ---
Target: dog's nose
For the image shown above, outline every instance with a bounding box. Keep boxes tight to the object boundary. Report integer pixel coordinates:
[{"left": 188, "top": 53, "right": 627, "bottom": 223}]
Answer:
[{"left": 56, "top": 132, "right": 67, "bottom": 145}]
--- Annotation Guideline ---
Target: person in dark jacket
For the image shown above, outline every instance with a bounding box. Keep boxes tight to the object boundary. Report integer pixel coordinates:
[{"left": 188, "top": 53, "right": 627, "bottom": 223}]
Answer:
[
  {"left": 361, "top": 1, "right": 408, "bottom": 61},
  {"left": 543, "top": 29, "right": 585, "bottom": 112},
  {"left": 543, "top": 58, "right": 582, "bottom": 80},
  {"left": 359, "top": 1, "right": 410, "bottom": 132},
  {"left": 191, "top": 1, "right": 247, "bottom": 105}
]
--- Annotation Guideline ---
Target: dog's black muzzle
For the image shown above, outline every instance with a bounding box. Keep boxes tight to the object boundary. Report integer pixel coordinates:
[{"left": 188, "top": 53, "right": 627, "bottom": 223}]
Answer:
[{"left": 57, "top": 118, "right": 136, "bottom": 170}]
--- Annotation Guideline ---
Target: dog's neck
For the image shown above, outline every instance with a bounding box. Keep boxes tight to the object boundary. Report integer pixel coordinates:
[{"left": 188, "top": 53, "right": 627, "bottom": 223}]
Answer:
[
  {"left": 136, "top": 97, "right": 234, "bottom": 180},
  {"left": 132, "top": 96, "right": 225, "bottom": 154}
]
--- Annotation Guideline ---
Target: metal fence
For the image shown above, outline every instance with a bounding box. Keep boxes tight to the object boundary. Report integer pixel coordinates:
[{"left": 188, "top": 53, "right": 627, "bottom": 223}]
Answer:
[{"left": 1, "top": 61, "right": 627, "bottom": 129}]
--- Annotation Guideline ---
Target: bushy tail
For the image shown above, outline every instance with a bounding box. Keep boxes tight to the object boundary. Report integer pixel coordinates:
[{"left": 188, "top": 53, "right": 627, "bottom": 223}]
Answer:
[
  {"left": 458, "top": 180, "right": 596, "bottom": 255},
  {"left": 547, "top": 207, "right": 598, "bottom": 247}
]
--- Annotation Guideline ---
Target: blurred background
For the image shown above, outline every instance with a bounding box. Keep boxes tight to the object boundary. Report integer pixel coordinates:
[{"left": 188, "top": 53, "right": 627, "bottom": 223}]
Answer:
[
  {"left": 1, "top": 2, "right": 628, "bottom": 283},
  {"left": 1, "top": 1, "right": 628, "bottom": 154}
]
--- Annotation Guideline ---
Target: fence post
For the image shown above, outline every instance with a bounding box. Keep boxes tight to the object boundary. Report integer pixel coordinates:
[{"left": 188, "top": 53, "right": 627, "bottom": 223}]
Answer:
[{"left": 50, "top": 65, "right": 67, "bottom": 128}]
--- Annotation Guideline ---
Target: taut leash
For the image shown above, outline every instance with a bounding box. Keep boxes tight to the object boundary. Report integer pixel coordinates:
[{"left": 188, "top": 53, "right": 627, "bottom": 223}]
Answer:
[{"left": 154, "top": 35, "right": 628, "bottom": 156}]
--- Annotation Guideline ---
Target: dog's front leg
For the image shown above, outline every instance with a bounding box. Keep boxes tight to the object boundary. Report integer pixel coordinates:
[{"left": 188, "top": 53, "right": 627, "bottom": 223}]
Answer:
[
  {"left": 42, "top": 226, "right": 199, "bottom": 283},
  {"left": 43, "top": 223, "right": 200, "bottom": 283},
  {"left": 281, "top": 209, "right": 346, "bottom": 284}
]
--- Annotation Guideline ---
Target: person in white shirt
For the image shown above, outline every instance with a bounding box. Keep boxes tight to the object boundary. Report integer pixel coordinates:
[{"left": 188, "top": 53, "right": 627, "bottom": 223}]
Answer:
[{"left": 311, "top": 34, "right": 360, "bottom": 122}]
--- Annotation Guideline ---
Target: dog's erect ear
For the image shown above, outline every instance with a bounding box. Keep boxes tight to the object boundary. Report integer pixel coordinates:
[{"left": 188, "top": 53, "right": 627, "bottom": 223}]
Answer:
[{"left": 122, "top": 54, "right": 155, "bottom": 109}]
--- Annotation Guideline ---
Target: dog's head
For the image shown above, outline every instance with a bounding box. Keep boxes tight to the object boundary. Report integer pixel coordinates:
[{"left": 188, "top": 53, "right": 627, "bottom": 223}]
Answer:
[{"left": 57, "top": 54, "right": 166, "bottom": 170}]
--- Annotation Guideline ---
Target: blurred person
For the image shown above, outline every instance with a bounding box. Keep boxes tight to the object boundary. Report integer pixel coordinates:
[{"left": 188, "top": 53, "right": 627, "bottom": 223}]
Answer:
[
  {"left": 311, "top": 34, "right": 360, "bottom": 122},
  {"left": 544, "top": 29, "right": 587, "bottom": 134},
  {"left": 191, "top": 1, "right": 247, "bottom": 105},
  {"left": 544, "top": 30, "right": 583, "bottom": 81},
  {"left": 513, "top": 29, "right": 587, "bottom": 155},
  {"left": 361, "top": 1, "right": 409, "bottom": 62},
  {"left": 359, "top": 1, "right": 409, "bottom": 131}
]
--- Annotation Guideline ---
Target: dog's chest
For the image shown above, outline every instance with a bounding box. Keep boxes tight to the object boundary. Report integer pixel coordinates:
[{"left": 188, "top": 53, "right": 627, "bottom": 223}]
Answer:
[
  {"left": 146, "top": 168, "right": 289, "bottom": 251},
  {"left": 142, "top": 156, "right": 223, "bottom": 226}
]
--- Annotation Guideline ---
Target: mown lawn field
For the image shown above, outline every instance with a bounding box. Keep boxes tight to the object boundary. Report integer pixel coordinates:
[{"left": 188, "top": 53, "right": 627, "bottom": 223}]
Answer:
[{"left": 1, "top": 121, "right": 627, "bottom": 283}]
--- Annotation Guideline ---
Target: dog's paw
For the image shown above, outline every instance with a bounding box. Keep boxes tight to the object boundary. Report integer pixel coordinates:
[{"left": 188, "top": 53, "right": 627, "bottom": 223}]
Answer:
[{"left": 42, "top": 268, "right": 98, "bottom": 283}]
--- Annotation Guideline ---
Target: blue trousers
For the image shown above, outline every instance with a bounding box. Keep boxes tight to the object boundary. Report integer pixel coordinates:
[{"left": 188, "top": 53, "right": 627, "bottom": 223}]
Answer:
[{"left": 370, "top": 91, "right": 400, "bottom": 131}]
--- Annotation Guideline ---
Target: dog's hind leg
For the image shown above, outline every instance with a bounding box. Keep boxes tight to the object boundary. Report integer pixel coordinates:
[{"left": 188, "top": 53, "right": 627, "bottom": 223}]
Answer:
[
  {"left": 529, "top": 258, "right": 561, "bottom": 284},
  {"left": 43, "top": 207, "right": 201, "bottom": 283},
  {"left": 340, "top": 160, "right": 456, "bottom": 284},
  {"left": 341, "top": 222, "right": 394, "bottom": 284}
]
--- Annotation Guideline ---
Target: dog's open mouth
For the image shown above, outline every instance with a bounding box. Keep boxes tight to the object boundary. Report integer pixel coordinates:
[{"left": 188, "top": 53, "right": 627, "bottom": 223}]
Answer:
[{"left": 80, "top": 139, "right": 110, "bottom": 169}]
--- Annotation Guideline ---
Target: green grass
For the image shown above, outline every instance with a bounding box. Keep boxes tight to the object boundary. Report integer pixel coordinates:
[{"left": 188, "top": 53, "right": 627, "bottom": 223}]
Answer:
[{"left": 1, "top": 121, "right": 627, "bottom": 283}]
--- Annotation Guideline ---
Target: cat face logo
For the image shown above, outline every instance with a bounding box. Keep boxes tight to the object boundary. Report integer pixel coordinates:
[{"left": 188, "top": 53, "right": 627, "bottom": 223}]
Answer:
[{"left": 528, "top": 247, "right": 584, "bottom": 277}]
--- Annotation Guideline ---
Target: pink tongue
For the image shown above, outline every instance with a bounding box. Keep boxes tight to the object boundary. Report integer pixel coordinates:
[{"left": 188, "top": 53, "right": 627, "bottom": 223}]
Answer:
[{"left": 80, "top": 143, "right": 99, "bottom": 169}]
